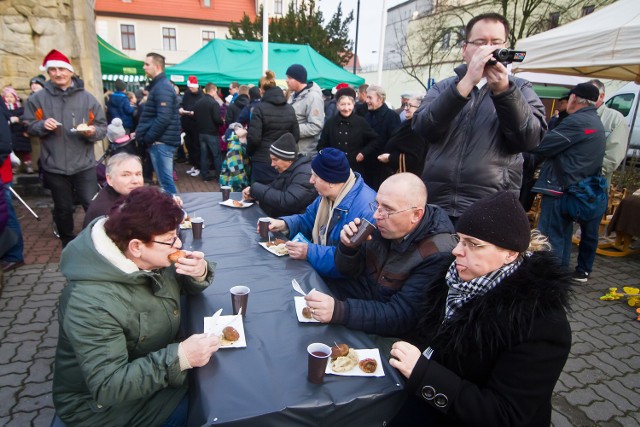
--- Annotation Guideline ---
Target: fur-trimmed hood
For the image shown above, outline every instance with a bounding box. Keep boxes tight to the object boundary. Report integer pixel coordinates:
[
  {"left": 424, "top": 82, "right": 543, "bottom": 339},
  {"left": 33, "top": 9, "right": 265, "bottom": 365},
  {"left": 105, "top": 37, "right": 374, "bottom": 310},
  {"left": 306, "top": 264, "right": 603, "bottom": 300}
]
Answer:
[{"left": 416, "top": 251, "right": 573, "bottom": 358}]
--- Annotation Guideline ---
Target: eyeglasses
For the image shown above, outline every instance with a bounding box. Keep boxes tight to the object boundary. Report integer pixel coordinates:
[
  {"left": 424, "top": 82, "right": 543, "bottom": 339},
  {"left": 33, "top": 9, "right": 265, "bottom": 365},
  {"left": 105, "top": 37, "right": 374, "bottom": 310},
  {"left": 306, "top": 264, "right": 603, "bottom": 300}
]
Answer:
[
  {"left": 451, "top": 234, "right": 491, "bottom": 250},
  {"left": 466, "top": 39, "right": 506, "bottom": 47},
  {"left": 153, "top": 236, "right": 180, "bottom": 248},
  {"left": 369, "top": 201, "right": 416, "bottom": 219},
  {"left": 404, "top": 104, "right": 420, "bottom": 109}
]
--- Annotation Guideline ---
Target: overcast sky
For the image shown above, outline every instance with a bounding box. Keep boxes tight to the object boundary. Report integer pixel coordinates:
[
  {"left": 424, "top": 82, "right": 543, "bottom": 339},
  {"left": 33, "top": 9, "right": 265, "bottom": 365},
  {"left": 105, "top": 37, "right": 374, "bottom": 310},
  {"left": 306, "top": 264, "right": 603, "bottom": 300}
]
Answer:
[{"left": 318, "top": 0, "right": 405, "bottom": 66}]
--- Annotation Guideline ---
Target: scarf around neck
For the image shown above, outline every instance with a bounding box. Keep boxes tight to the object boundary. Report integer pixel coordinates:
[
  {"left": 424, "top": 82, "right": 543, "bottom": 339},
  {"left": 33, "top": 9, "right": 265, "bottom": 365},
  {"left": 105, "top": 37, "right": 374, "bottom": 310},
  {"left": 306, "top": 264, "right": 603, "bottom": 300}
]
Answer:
[
  {"left": 311, "top": 170, "right": 356, "bottom": 246},
  {"left": 444, "top": 257, "right": 524, "bottom": 321}
]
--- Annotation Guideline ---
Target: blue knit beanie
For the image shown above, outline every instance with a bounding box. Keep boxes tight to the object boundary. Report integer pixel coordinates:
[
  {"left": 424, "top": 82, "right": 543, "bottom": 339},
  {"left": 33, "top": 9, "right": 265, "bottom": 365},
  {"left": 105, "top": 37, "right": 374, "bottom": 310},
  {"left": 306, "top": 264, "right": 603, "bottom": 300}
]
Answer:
[
  {"left": 286, "top": 64, "right": 307, "bottom": 84},
  {"left": 311, "top": 148, "right": 350, "bottom": 183}
]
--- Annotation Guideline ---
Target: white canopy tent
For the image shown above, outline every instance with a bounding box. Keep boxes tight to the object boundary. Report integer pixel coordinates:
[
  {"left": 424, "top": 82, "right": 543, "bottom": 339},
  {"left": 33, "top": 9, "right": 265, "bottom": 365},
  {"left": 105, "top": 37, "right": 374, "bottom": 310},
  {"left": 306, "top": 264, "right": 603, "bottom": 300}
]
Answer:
[{"left": 512, "top": 0, "right": 640, "bottom": 83}]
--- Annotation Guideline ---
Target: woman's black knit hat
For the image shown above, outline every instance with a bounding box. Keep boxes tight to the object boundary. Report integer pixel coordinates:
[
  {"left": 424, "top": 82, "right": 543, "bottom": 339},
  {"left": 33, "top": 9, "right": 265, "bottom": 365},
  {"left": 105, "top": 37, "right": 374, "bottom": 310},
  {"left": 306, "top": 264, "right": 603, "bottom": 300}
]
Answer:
[{"left": 456, "top": 191, "right": 530, "bottom": 252}]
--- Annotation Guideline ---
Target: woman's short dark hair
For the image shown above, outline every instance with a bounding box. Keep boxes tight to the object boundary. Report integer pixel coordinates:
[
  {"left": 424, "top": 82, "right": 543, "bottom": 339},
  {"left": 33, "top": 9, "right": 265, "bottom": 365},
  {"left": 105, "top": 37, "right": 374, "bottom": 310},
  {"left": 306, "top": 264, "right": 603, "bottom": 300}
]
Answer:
[{"left": 104, "top": 187, "right": 183, "bottom": 252}]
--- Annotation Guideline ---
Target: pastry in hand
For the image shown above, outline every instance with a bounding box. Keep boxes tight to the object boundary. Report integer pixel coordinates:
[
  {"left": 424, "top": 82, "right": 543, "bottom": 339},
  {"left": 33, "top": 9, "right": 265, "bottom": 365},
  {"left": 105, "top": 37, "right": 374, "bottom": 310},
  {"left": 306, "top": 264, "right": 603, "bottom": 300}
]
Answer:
[
  {"left": 302, "top": 306, "right": 313, "bottom": 319},
  {"left": 168, "top": 250, "right": 186, "bottom": 263},
  {"left": 76, "top": 123, "right": 90, "bottom": 132}
]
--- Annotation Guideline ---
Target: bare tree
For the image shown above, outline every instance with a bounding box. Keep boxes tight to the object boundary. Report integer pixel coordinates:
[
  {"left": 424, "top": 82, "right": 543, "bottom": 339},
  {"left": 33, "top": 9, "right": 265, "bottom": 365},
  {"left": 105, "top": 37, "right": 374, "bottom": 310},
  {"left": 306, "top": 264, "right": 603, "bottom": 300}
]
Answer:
[
  {"left": 395, "top": 0, "right": 617, "bottom": 88},
  {"left": 392, "top": 6, "right": 466, "bottom": 91}
]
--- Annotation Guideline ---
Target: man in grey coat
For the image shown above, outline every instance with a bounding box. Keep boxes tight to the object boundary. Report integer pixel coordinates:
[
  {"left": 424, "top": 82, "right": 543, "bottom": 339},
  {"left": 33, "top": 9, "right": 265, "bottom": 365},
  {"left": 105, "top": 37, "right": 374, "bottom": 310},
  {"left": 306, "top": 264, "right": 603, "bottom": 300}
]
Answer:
[
  {"left": 286, "top": 64, "right": 325, "bottom": 157},
  {"left": 24, "top": 49, "right": 107, "bottom": 246},
  {"left": 412, "top": 13, "right": 546, "bottom": 223}
]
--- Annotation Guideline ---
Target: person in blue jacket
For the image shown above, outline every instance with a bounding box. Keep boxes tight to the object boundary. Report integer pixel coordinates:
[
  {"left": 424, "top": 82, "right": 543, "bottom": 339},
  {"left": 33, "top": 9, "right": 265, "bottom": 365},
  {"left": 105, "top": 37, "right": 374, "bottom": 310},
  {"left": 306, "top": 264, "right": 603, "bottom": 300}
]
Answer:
[
  {"left": 135, "top": 53, "right": 181, "bottom": 195},
  {"left": 107, "top": 79, "right": 135, "bottom": 131},
  {"left": 266, "top": 148, "right": 376, "bottom": 278}
]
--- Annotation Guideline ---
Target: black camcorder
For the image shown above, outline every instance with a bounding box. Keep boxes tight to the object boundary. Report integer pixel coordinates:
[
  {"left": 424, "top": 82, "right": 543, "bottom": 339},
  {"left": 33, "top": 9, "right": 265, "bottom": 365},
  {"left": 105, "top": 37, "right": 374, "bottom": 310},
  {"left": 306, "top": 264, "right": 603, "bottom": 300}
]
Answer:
[{"left": 487, "top": 49, "right": 526, "bottom": 65}]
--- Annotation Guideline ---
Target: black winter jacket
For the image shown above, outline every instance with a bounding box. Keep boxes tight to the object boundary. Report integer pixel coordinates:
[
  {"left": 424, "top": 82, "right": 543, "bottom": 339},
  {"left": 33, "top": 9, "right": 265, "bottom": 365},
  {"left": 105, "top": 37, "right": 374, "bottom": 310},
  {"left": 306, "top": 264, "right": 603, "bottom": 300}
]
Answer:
[
  {"left": 247, "top": 87, "right": 299, "bottom": 163},
  {"left": 249, "top": 155, "right": 317, "bottom": 217},
  {"left": 363, "top": 103, "right": 401, "bottom": 189},
  {"left": 412, "top": 64, "right": 547, "bottom": 218},
  {"left": 136, "top": 73, "right": 181, "bottom": 147},
  {"left": 318, "top": 112, "right": 380, "bottom": 175},
  {"left": 381, "top": 120, "right": 427, "bottom": 178},
  {"left": 332, "top": 205, "right": 455, "bottom": 337},
  {"left": 193, "top": 95, "right": 223, "bottom": 136},
  {"left": 180, "top": 89, "right": 203, "bottom": 130},
  {"left": 396, "top": 252, "right": 572, "bottom": 427},
  {"left": 6, "top": 106, "right": 31, "bottom": 153},
  {"left": 533, "top": 105, "right": 605, "bottom": 190},
  {"left": 225, "top": 94, "right": 250, "bottom": 125}
]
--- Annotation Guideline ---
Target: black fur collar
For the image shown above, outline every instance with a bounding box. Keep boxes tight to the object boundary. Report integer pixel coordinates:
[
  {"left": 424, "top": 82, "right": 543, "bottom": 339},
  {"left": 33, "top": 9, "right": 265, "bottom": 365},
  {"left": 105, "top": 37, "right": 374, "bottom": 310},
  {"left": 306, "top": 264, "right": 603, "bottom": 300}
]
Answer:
[{"left": 416, "top": 252, "right": 573, "bottom": 356}]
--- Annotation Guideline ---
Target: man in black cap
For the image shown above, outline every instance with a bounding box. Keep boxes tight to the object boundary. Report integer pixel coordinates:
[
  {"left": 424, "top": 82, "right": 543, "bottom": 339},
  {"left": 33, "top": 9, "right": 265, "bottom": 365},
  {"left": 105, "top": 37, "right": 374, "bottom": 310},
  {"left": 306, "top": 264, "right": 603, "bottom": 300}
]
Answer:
[
  {"left": 548, "top": 92, "right": 570, "bottom": 130},
  {"left": 286, "top": 64, "right": 324, "bottom": 157},
  {"left": 241, "top": 133, "right": 317, "bottom": 217},
  {"left": 533, "top": 82, "right": 606, "bottom": 282}
]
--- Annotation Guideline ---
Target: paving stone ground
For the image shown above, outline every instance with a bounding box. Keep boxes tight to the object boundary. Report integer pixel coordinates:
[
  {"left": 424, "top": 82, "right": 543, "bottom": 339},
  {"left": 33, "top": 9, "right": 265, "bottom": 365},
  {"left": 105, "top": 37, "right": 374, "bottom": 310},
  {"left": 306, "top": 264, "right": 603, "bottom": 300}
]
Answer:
[{"left": 1, "top": 163, "right": 639, "bottom": 426}]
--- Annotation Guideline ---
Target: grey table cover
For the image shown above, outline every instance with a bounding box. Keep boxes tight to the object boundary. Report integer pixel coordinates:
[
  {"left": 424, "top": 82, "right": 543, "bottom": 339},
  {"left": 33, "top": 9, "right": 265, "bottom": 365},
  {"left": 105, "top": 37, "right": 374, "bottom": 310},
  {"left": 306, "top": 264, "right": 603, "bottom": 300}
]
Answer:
[{"left": 181, "top": 192, "right": 406, "bottom": 427}]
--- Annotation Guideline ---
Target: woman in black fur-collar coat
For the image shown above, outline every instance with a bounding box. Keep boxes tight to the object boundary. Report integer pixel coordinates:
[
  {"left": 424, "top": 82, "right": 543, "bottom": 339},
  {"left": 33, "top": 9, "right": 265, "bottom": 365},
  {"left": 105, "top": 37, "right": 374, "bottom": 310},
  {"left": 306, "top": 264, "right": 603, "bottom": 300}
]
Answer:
[{"left": 389, "top": 191, "right": 572, "bottom": 427}]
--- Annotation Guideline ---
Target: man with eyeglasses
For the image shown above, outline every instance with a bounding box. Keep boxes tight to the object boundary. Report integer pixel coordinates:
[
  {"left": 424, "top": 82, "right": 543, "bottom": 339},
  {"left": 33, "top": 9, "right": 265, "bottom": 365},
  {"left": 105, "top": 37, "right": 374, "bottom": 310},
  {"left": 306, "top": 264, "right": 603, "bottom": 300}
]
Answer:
[
  {"left": 412, "top": 13, "right": 546, "bottom": 224},
  {"left": 303, "top": 173, "right": 455, "bottom": 337}
]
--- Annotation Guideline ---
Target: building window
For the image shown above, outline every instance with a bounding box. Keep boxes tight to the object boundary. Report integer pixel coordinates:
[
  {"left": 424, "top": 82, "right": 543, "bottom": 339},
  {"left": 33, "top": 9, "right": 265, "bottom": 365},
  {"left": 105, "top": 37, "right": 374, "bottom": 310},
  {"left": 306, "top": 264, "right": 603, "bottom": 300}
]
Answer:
[
  {"left": 456, "top": 26, "right": 465, "bottom": 48},
  {"left": 202, "top": 30, "right": 215, "bottom": 45},
  {"left": 121, "top": 24, "right": 136, "bottom": 50},
  {"left": 548, "top": 12, "right": 560, "bottom": 29},
  {"left": 163, "top": 27, "right": 177, "bottom": 51},
  {"left": 440, "top": 30, "right": 451, "bottom": 50},
  {"left": 274, "top": 0, "right": 283, "bottom": 15},
  {"left": 581, "top": 5, "right": 595, "bottom": 16}
]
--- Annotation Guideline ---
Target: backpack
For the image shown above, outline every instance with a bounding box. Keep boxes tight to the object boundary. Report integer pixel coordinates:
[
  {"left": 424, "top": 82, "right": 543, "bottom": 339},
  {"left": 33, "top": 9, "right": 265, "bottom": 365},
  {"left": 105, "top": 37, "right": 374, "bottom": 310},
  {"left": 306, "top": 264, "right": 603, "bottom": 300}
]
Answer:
[{"left": 561, "top": 175, "right": 608, "bottom": 221}]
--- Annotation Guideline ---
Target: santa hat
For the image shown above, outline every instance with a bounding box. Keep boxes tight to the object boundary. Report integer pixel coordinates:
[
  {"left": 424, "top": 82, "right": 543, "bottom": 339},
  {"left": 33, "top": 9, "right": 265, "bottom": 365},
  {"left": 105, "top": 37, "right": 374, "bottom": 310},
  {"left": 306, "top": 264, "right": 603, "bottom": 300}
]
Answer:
[
  {"left": 331, "top": 82, "right": 349, "bottom": 96},
  {"left": 40, "top": 49, "right": 74, "bottom": 73},
  {"left": 187, "top": 76, "right": 199, "bottom": 88}
]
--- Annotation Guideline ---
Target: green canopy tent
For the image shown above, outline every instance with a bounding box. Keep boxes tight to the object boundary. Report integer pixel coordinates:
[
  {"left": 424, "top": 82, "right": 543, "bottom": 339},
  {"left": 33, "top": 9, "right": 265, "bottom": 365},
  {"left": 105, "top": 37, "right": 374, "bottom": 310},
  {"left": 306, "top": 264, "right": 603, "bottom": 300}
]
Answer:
[
  {"left": 166, "top": 39, "right": 364, "bottom": 89},
  {"left": 98, "top": 35, "right": 146, "bottom": 82}
]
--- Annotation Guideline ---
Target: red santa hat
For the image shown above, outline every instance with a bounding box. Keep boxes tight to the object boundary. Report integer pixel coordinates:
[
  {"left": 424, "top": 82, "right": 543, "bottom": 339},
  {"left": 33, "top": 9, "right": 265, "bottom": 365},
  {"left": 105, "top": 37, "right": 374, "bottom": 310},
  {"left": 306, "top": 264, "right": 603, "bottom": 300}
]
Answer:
[
  {"left": 40, "top": 49, "right": 74, "bottom": 73},
  {"left": 331, "top": 82, "right": 349, "bottom": 96},
  {"left": 187, "top": 76, "right": 199, "bottom": 88}
]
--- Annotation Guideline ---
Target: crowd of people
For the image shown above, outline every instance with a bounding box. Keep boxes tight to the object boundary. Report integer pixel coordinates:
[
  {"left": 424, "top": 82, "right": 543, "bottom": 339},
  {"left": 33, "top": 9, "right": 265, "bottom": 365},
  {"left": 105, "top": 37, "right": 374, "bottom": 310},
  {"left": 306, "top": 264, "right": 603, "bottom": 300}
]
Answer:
[{"left": 0, "top": 10, "right": 631, "bottom": 427}]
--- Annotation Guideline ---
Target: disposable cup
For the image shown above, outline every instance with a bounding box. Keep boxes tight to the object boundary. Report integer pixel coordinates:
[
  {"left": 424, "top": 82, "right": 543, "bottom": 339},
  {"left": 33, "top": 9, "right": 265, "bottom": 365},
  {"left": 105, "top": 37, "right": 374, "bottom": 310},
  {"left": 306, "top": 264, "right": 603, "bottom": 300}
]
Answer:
[
  {"left": 221, "top": 186, "right": 232, "bottom": 201},
  {"left": 349, "top": 218, "right": 377, "bottom": 245},
  {"left": 230, "top": 285, "right": 250, "bottom": 317},
  {"left": 258, "top": 218, "right": 271, "bottom": 240},
  {"left": 307, "top": 343, "right": 331, "bottom": 384},
  {"left": 191, "top": 217, "right": 204, "bottom": 240}
]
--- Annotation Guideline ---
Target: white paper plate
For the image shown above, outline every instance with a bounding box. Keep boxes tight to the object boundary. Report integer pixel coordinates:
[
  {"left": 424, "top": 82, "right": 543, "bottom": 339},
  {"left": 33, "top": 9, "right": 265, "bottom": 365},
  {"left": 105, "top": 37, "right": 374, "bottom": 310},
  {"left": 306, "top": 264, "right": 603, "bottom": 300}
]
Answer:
[
  {"left": 258, "top": 241, "right": 289, "bottom": 257},
  {"left": 219, "top": 199, "right": 253, "bottom": 208},
  {"left": 294, "top": 296, "right": 320, "bottom": 323},
  {"left": 203, "top": 314, "right": 246, "bottom": 348},
  {"left": 325, "top": 348, "right": 384, "bottom": 377}
]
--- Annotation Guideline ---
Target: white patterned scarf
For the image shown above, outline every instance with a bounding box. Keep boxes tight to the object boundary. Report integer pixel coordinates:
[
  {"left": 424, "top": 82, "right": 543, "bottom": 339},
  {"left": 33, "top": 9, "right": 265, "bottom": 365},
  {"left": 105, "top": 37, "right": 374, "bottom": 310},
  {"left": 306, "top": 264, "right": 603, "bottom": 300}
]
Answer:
[{"left": 444, "top": 257, "right": 524, "bottom": 321}]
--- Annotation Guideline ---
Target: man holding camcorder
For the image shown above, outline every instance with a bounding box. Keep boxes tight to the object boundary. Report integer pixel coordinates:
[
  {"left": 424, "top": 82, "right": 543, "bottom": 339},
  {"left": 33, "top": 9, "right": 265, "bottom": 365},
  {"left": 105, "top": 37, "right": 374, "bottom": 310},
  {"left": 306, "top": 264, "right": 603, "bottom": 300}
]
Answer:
[{"left": 412, "top": 13, "right": 547, "bottom": 224}]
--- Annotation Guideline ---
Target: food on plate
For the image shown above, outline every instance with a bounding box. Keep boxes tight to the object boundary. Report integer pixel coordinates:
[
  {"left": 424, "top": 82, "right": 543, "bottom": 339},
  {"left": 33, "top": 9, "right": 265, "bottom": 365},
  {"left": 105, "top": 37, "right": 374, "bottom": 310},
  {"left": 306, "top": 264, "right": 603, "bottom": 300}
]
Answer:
[
  {"left": 168, "top": 250, "right": 186, "bottom": 263},
  {"left": 331, "top": 343, "right": 349, "bottom": 360},
  {"left": 76, "top": 123, "right": 90, "bottom": 132},
  {"left": 232, "top": 200, "right": 244, "bottom": 207},
  {"left": 331, "top": 348, "right": 359, "bottom": 372},
  {"left": 222, "top": 326, "right": 240, "bottom": 342},
  {"left": 359, "top": 358, "right": 378, "bottom": 373},
  {"left": 266, "top": 238, "right": 287, "bottom": 247},
  {"left": 302, "top": 306, "right": 313, "bottom": 319}
]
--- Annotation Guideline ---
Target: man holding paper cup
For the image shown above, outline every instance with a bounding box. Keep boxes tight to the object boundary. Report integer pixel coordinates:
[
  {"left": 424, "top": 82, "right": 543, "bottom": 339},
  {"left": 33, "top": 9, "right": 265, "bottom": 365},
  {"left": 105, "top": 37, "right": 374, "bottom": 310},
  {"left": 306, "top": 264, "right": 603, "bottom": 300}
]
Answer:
[{"left": 304, "top": 173, "right": 455, "bottom": 337}]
